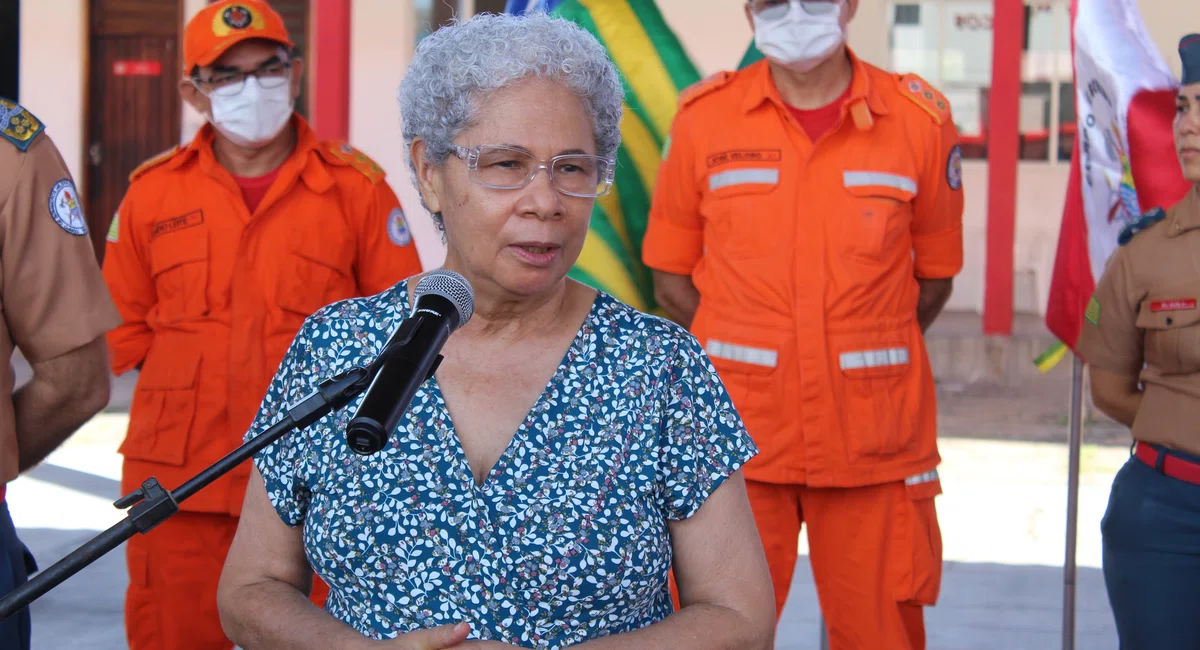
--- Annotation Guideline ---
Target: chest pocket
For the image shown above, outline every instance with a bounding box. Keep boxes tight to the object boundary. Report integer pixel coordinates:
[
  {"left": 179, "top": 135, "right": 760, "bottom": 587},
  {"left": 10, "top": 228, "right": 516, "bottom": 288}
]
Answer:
[
  {"left": 701, "top": 167, "right": 781, "bottom": 260},
  {"left": 277, "top": 228, "right": 356, "bottom": 318},
  {"left": 149, "top": 223, "right": 209, "bottom": 323},
  {"left": 841, "top": 170, "right": 917, "bottom": 261},
  {"left": 1136, "top": 295, "right": 1200, "bottom": 375}
]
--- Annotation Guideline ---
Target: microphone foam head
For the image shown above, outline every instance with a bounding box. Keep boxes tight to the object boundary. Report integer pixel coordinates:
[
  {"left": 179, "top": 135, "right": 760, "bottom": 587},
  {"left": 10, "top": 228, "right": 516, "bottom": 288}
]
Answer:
[{"left": 414, "top": 270, "right": 475, "bottom": 329}]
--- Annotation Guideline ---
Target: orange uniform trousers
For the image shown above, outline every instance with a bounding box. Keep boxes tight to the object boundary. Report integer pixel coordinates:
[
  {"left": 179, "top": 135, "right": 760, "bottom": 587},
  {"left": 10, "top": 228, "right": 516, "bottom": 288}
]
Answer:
[
  {"left": 668, "top": 477, "right": 942, "bottom": 650},
  {"left": 124, "top": 511, "right": 330, "bottom": 650}
]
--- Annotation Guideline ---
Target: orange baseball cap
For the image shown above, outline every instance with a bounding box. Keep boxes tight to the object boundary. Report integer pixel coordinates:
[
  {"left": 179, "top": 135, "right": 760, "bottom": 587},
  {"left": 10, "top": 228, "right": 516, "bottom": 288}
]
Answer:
[{"left": 183, "top": 0, "right": 293, "bottom": 72}]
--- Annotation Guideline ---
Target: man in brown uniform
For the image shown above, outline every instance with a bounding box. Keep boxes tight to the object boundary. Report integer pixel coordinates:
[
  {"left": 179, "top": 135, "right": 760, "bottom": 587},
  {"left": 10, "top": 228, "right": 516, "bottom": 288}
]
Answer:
[
  {"left": 1075, "top": 33, "right": 1200, "bottom": 648},
  {"left": 0, "top": 97, "right": 123, "bottom": 649}
]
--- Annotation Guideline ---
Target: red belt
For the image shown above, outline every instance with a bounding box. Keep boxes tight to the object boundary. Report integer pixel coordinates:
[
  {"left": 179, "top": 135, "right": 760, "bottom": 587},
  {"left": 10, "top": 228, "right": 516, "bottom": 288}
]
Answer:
[
  {"left": 1135, "top": 441, "right": 1200, "bottom": 485},
  {"left": 0, "top": 484, "right": 6, "bottom": 502}
]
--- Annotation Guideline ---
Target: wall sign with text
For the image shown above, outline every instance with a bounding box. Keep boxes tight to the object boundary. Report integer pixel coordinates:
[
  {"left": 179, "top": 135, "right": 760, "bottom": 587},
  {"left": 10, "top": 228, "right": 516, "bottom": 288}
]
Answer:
[{"left": 112, "top": 61, "right": 162, "bottom": 77}]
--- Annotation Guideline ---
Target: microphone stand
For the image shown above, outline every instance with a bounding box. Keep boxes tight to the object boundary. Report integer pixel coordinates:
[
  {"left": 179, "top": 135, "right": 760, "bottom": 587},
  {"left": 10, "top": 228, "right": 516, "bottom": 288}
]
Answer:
[{"left": 0, "top": 338, "right": 414, "bottom": 622}]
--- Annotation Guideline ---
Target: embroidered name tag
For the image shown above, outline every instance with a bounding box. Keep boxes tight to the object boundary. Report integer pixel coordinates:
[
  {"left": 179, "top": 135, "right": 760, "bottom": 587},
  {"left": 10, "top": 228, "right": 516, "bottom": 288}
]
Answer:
[
  {"left": 151, "top": 211, "right": 204, "bottom": 240},
  {"left": 706, "top": 150, "right": 781, "bottom": 168},
  {"left": 1150, "top": 299, "right": 1197, "bottom": 312}
]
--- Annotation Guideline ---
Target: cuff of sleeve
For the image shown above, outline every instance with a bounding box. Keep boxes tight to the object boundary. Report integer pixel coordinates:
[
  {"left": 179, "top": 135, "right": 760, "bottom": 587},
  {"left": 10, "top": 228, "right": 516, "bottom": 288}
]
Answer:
[
  {"left": 642, "top": 218, "right": 703, "bottom": 276},
  {"left": 912, "top": 225, "right": 964, "bottom": 279},
  {"left": 666, "top": 436, "right": 759, "bottom": 521},
  {"left": 251, "top": 454, "right": 307, "bottom": 527},
  {"left": 1077, "top": 345, "right": 1143, "bottom": 377},
  {"left": 105, "top": 326, "right": 151, "bottom": 375},
  {"left": 21, "top": 301, "right": 123, "bottom": 365}
]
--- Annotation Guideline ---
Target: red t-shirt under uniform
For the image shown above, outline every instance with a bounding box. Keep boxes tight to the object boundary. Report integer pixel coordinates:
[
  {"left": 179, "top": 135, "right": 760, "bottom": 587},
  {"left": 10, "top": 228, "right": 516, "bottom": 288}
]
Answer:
[
  {"left": 232, "top": 167, "right": 281, "bottom": 214},
  {"left": 787, "top": 84, "right": 853, "bottom": 143}
]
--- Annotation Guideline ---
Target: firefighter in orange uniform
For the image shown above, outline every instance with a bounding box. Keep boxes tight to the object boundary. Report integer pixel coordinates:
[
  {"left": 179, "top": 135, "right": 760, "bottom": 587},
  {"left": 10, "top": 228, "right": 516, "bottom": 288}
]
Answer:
[
  {"left": 101, "top": 2, "right": 424, "bottom": 648},
  {"left": 643, "top": 1, "right": 963, "bottom": 648}
]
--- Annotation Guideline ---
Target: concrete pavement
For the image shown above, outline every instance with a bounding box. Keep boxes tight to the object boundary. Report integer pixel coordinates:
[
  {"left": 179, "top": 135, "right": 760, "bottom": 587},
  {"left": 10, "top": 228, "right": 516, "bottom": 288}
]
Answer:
[{"left": 4, "top": 413, "right": 1124, "bottom": 649}]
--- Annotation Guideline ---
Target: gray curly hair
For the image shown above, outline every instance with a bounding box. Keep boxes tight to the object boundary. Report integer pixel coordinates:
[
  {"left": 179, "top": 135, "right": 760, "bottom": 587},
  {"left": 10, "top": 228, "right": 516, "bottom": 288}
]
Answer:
[{"left": 397, "top": 11, "right": 625, "bottom": 227}]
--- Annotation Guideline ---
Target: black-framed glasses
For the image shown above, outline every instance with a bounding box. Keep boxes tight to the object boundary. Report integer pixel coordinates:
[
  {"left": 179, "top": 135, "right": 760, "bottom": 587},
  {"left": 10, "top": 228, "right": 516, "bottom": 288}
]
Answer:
[
  {"left": 193, "top": 60, "right": 292, "bottom": 97},
  {"left": 749, "top": 0, "right": 843, "bottom": 21},
  {"left": 451, "top": 144, "right": 615, "bottom": 198}
]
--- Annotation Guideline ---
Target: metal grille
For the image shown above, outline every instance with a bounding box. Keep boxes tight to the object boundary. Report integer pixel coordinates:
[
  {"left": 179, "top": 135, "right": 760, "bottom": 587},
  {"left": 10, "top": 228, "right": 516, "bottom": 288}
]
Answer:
[{"left": 415, "top": 270, "right": 475, "bottom": 329}]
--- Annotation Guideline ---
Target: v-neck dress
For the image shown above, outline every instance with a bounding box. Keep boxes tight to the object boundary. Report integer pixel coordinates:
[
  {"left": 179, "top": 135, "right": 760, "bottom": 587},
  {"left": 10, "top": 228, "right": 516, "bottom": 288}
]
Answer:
[{"left": 246, "top": 280, "right": 758, "bottom": 648}]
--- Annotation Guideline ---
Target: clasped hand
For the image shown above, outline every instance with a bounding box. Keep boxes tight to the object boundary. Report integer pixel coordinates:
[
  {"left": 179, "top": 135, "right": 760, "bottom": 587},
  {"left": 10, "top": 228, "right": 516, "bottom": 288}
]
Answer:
[{"left": 378, "top": 622, "right": 525, "bottom": 649}]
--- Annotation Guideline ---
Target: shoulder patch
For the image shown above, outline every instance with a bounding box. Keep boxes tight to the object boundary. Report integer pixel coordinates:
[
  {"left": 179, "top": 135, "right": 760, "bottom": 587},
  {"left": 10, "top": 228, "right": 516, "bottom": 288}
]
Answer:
[
  {"left": 895, "top": 74, "right": 952, "bottom": 126},
  {"left": 678, "top": 71, "right": 734, "bottom": 108},
  {"left": 1118, "top": 207, "right": 1166, "bottom": 246},
  {"left": 47, "top": 178, "right": 88, "bottom": 236},
  {"left": 320, "top": 142, "right": 386, "bottom": 184},
  {"left": 129, "top": 145, "right": 182, "bottom": 182},
  {"left": 0, "top": 98, "right": 45, "bottom": 152},
  {"left": 386, "top": 207, "right": 412, "bottom": 246},
  {"left": 946, "top": 145, "right": 963, "bottom": 191},
  {"left": 1085, "top": 296, "right": 1101, "bottom": 325},
  {"left": 106, "top": 211, "right": 120, "bottom": 243}
]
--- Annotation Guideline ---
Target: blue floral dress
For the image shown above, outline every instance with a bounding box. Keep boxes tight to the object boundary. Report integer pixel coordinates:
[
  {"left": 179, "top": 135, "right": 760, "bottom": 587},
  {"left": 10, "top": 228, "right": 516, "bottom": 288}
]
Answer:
[{"left": 246, "top": 280, "right": 758, "bottom": 648}]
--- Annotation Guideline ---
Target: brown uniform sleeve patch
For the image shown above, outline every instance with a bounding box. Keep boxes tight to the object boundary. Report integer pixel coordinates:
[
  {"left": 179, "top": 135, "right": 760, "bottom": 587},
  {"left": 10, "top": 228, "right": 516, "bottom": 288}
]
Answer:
[
  {"left": 319, "top": 142, "right": 386, "bottom": 185},
  {"left": 128, "top": 145, "right": 182, "bottom": 182},
  {"left": 894, "top": 73, "right": 952, "bottom": 126}
]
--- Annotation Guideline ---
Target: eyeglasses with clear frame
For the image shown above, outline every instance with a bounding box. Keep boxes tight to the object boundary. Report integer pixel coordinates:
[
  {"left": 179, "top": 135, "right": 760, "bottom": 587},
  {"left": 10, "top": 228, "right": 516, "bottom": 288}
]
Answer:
[
  {"left": 192, "top": 59, "right": 292, "bottom": 97},
  {"left": 748, "top": 0, "right": 844, "bottom": 21},
  {"left": 451, "top": 144, "right": 616, "bottom": 198}
]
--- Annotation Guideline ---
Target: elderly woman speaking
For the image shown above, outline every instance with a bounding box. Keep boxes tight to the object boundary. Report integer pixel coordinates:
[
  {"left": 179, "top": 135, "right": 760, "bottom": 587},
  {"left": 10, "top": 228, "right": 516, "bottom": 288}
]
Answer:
[{"left": 216, "top": 11, "right": 774, "bottom": 650}]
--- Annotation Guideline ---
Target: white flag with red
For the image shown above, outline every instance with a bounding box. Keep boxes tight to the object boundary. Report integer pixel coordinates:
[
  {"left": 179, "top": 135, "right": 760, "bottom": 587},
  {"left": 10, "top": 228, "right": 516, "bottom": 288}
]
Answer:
[{"left": 1042, "top": 0, "right": 1190, "bottom": 365}]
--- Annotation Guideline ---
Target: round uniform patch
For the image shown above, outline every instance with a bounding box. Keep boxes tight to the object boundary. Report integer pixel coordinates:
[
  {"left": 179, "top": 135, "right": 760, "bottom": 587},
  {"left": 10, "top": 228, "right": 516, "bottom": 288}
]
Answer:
[
  {"left": 946, "top": 145, "right": 963, "bottom": 191},
  {"left": 47, "top": 179, "right": 88, "bottom": 236},
  {"left": 387, "top": 208, "right": 412, "bottom": 246},
  {"left": 222, "top": 5, "right": 253, "bottom": 29}
]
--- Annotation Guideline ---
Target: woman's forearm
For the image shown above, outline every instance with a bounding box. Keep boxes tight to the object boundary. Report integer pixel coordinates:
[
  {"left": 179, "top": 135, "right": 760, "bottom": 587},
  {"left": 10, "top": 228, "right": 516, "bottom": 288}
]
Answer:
[
  {"left": 573, "top": 603, "right": 772, "bottom": 650},
  {"left": 220, "top": 580, "right": 373, "bottom": 650}
]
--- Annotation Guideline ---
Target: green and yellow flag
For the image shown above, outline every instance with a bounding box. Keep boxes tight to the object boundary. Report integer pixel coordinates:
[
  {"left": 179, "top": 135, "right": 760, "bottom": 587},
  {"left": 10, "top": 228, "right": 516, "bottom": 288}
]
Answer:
[
  {"left": 541, "top": 0, "right": 703, "bottom": 313},
  {"left": 739, "top": 42, "right": 764, "bottom": 69}
]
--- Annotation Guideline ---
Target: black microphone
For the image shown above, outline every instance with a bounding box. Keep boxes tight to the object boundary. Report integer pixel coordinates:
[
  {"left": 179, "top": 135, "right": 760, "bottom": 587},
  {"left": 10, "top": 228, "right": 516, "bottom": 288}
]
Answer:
[{"left": 344, "top": 270, "right": 475, "bottom": 455}]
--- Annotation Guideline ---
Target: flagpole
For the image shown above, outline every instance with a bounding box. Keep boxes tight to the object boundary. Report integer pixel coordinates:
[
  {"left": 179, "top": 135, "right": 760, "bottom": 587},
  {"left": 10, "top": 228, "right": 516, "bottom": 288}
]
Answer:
[{"left": 1062, "top": 354, "right": 1084, "bottom": 650}]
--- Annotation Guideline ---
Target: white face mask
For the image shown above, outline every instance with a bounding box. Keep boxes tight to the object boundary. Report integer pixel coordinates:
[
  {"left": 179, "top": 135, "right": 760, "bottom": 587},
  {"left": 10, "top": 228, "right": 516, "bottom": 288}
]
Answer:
[
  {"left": 753, "top": 0, "right": 847, "bottom": 74},
  {"left": 205, "top": 75, "right": 294, "bottom": 148}
]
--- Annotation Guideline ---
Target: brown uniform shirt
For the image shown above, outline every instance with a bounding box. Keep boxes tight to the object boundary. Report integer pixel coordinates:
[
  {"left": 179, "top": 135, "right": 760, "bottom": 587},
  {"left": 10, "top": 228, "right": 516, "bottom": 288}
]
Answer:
[
  {"left": 0, "top": 99, "right": 123, "bottom": 483},
  {"left": 1078, "top": 186, "right": 1200, "bottom": 456}
]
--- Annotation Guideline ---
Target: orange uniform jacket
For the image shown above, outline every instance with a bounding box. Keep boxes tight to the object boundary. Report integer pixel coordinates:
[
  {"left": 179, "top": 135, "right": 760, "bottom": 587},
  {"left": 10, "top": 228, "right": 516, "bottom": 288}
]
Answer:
[
  {"left": 103, "top": 116, "right": 424, "bottom": 514},
  {"left": 643, "top": 54, "right": 964, "bottom": 488}
]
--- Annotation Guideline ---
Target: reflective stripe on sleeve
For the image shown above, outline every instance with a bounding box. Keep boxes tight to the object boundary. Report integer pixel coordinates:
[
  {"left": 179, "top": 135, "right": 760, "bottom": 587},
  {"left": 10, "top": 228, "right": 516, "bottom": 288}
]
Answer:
[{"left": 905, "top": 469, "right": 940, "bottom": 486}]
